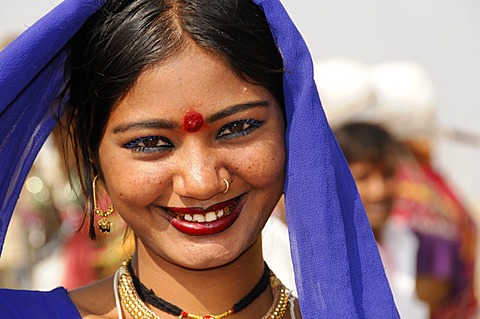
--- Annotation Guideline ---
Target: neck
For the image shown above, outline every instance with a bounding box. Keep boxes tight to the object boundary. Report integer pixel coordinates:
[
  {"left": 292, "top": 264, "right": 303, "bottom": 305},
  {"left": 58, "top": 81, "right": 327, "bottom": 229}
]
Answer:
[{"left": 130, "top": 237, "right": 272, "bottom": 318}]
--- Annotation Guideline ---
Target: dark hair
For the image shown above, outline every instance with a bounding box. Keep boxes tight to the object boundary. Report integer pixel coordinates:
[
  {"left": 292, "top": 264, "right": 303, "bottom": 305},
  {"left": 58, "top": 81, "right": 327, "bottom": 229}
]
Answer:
[
  {"left": 62, "top": 0, "right": 284, "bottom": 238},
  {"left": 334, "top": 122, "right": 399, "bottom": 165}
]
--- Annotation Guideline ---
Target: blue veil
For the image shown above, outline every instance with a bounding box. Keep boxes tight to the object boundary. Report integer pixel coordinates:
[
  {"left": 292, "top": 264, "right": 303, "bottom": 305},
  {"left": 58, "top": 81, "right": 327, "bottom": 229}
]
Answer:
[{"left": 0, "top": 0, "right": 399, "bottom": 317}]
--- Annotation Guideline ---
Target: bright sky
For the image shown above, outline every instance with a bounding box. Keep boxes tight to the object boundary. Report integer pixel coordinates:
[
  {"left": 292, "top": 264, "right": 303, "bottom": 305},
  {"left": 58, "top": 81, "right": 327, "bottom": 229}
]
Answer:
[
  {"left": 281, "top": 0, "right": 480, "bottom": 212},
  {"left": 2, "top": 0, "right": 479, "bottom": 211}
]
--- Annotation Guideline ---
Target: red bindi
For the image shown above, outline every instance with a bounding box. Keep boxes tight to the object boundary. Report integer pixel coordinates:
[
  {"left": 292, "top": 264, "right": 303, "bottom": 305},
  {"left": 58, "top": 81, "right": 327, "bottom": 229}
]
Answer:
[{"left": 183, "top": 110, "right": 204, "bottom": 132}]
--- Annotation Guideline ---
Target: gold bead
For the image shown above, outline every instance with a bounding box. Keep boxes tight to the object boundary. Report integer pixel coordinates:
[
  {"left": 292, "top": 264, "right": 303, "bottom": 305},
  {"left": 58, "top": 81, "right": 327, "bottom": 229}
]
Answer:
[{"left": 117, "top": 257, "right": 292, "bottom": 319}]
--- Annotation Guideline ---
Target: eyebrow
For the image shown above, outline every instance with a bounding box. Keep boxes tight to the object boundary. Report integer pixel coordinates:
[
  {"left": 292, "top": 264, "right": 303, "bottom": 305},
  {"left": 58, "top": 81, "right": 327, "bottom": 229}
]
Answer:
[
  {"left": 112, "top": 100, "right": 269, "bottom": 134},
  {"left": 207, "top": 100, "right": 270, "bottom": 123},
  {"left": 112, "top": 119, "right": 178, "bottom": 134}
]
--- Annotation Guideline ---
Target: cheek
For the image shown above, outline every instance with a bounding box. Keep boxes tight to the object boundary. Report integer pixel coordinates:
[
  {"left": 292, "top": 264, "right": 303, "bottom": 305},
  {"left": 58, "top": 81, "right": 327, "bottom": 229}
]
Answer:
[
  {"left": 232, "top": 141, "right": 286, "bottom": 188},
  {"left": 355, "top": 181, "right": 368, "bottom": 199},
  {"left": 99, "top": 147, "right": 168, "bottom": 205}
]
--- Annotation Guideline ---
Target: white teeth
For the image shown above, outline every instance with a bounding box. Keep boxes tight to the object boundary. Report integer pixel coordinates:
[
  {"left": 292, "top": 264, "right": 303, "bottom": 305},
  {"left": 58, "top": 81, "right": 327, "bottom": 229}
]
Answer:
[
  {"left": 172, "top": 203, "right": 235, "bottom": 222},
  {"left": 193, "top": 214, "right": 205, "bottom": 222},
  {"left": 205, "top": 212, "right": 218, "bottom": 222}
]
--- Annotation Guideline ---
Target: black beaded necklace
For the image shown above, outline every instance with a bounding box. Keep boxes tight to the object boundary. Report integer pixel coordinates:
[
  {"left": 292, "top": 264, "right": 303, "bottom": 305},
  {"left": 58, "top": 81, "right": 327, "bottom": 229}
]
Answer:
[{"left": 126, "top": 261, "right": 271, "bottom": 318}]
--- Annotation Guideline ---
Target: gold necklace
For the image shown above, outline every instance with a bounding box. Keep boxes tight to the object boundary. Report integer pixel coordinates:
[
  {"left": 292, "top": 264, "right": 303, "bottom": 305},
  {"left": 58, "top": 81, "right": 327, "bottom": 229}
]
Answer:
[{"left": 117, "top": 261, "right": 291, "bottom": 319}]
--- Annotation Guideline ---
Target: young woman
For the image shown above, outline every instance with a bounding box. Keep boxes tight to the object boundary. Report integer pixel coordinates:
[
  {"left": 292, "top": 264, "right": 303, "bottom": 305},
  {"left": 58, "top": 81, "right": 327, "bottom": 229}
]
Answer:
[{"left": 0, "top": 0, "right": 399, "bottom": 318}]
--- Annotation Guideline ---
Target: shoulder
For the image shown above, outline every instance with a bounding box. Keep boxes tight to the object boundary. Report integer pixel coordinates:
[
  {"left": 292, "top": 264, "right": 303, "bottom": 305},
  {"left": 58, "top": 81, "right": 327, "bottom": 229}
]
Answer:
[
  {"left": 69, "top": 276, "right": 117, "bottom": 319},
  {"left": 0, "top": 287, "right": 81, "bottom": 319}
]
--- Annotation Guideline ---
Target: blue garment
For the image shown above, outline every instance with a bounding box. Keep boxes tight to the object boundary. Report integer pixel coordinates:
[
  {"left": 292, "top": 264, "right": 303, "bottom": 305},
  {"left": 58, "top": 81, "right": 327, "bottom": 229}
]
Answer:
[
  {"left": 0, "top": 0, "right": 399, "bottom": 317},
  {"left": 0, "top": 287, "right": 81, "bottom": 319}
]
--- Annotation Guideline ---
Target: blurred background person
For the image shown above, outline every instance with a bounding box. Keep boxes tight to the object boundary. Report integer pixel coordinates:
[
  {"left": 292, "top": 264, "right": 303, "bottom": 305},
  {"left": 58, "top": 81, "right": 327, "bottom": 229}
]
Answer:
[
  {"left": 335, "top": 122, "right": 429, "bottom": 319},
  {"left": 369, "top": 62, "right": 478, "bottom": 319},
  {"left": 317, "top": 59, "right": 478, "bottom": 319}
]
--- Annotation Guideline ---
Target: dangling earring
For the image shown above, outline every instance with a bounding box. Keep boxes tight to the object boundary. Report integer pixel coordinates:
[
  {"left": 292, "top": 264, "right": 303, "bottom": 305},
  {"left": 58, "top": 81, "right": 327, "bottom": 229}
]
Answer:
[{"left": 92, "top": 175, "right": 114, "bottom": 234}]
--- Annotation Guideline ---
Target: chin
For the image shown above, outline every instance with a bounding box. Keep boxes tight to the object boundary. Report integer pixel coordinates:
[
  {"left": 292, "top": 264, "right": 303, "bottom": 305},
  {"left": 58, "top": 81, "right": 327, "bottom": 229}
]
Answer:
[
  {"left": 163, "top": 240, "right": 247, "bottom": 270},
  {"left": 179, "top": 253, "right": 241, "bottom": 271}
]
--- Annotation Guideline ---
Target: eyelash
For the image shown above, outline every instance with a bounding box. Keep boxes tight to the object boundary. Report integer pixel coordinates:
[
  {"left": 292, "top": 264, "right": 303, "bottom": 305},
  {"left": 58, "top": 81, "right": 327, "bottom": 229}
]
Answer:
[
  {"left": 123, "top": 119, "right": 263, "bottom": 153},
  {"left": 216, "top": 119, "right": 263, "bottom": 140},
  {"left": 123, "top": 136, "right": 173, "bottom": 153}
]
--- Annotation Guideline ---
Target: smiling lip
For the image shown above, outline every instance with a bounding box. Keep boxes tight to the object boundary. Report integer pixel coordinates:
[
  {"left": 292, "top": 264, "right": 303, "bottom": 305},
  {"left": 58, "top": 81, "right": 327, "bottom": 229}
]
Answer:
[{"left": 164, "top": 194, "right": 245, "bottom": 236}]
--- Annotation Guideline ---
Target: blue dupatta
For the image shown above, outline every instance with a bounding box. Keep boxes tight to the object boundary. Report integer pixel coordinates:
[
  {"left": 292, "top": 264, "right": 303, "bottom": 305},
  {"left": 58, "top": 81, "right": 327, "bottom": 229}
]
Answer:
[{"left": 0, "top": 0, "right": 399, "bottom": 317}]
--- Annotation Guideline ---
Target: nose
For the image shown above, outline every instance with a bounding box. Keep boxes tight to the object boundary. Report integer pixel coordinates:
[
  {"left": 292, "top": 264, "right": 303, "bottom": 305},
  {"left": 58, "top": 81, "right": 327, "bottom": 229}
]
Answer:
[{"left": 173, "top": 142, "right": 228, "bottom": 200}]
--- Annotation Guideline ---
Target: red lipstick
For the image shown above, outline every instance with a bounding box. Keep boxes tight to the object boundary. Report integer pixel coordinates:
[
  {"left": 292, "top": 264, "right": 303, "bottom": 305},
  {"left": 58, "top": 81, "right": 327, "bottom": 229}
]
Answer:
[{"left": 165, "top": 195, "right": 245, "bottom": 236}]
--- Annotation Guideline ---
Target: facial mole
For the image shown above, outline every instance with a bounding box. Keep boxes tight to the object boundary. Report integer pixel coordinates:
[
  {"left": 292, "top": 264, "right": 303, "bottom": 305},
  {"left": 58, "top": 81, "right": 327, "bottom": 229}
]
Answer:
[{"left": 183, "top": 110, "right": 204, "bottom": 132}]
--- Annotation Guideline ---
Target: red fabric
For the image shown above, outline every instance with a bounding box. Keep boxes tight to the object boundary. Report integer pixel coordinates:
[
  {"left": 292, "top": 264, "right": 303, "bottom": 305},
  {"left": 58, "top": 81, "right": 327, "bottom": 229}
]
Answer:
[
  {"left": 62, "top": 229, "right": 97, "bottom": 290},
  {"left": 390, "top": 155, "right": 477, "bottom": 318}
]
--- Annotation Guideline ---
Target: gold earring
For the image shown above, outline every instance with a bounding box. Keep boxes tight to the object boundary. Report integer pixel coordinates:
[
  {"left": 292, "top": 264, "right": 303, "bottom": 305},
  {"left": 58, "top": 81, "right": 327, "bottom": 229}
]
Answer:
[{"left": 93, "top": 175, "right": 114, "bottom": 234}]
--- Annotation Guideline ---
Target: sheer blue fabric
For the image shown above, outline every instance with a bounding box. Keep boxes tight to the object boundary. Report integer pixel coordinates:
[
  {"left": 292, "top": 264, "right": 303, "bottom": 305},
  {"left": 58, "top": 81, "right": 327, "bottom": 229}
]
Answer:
[
  {"left": 0, "top": 0, "right": 399, "bottom": 317},
  {"left": 0, "top": 287, "right": 81, "bottom": 318},
  {"left": 0, "top": 0, "right": 104, "bottom": 257},
  {"left": 254, "top": 2, "right": 399, "bottom": 317}
]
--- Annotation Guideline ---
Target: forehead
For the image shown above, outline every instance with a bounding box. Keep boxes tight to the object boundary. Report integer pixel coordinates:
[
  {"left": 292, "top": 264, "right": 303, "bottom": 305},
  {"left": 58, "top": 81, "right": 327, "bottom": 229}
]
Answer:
[
  {"left": 107, "top": 44, "right": 275, "bottom": 123},
  {"left": 349, "top": 158, "right": 397, "bottom": 174}
]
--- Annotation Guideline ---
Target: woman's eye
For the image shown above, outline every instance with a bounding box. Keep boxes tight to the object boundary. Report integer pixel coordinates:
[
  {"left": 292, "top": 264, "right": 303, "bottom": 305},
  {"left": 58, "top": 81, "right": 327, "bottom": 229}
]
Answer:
[
  {"left": 123, "top": 136, "right": 173, "bottom": 153},
  {"left": 217, "top": 119, "right": 263, "bottom": 140}
]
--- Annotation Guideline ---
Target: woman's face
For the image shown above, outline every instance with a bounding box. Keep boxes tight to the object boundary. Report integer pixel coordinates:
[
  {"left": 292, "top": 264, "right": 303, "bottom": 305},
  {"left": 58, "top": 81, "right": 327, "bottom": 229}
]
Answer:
[{"left": 98, "top": 44, "right": 286, "bottom": 269}]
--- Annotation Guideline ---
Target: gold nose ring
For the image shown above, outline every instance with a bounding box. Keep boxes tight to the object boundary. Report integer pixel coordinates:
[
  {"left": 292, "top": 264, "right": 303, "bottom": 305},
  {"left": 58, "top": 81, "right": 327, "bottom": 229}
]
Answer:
[{"left": 222, "top": 179, "right": 230, "bottom": 194}]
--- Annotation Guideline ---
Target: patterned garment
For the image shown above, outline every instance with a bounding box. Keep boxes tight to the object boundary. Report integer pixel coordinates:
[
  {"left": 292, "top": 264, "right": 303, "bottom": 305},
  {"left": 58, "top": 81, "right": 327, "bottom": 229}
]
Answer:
[{"left": 391, "top": 154, "right": 477, "bottom": 318}]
